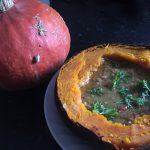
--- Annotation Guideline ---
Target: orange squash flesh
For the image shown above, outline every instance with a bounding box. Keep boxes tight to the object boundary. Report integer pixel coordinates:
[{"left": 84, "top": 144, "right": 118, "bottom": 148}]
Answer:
[{"left": 57, "top": 44, "right": 150, "bottom": 149}]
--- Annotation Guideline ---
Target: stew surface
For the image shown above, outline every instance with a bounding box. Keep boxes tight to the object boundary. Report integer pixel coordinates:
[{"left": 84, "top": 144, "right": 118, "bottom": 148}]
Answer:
[{"left": 81, "top": 58, "right": 150, "bottom": 125}]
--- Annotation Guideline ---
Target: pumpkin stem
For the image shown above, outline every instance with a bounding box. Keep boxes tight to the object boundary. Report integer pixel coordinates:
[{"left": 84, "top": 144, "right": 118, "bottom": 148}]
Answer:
[{"left": 0, "top": 0, "right": 14, "bottom": 12}]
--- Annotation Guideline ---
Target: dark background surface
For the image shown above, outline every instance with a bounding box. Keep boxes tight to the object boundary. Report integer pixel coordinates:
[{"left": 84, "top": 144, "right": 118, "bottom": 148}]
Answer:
[{"left": 1, "top": 0, "right": 150, "bottom": 150}]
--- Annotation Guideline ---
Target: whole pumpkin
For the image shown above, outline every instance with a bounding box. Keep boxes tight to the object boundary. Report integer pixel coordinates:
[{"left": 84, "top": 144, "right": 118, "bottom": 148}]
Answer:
[{"left": 0, "top": 0, "right": 70, "bottom": 90}]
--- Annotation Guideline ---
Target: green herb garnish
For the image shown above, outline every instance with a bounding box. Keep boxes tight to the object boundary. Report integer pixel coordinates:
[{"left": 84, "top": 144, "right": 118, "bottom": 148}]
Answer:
[
  {"left": 136, "top": 79, "right": 150, "bottom": 106},
  {"left": 118, "top": 80, "right": 150, "bottom": 108},
  {"left": 112, "top": 70, "right": 128, "bottom": 90},
  {"left": 119, "top": 87, "right": 133, "bottom": 108},
  {"left": 89, "top": 87, "right": 103, "bottom": 96},
  {"left": 112, "top": 71, "right": 149, "bottom": 108},
  {"left": 91, "top": 101, "right": 118, "bottom": 119},
  {"left": 133, "top": 97, "right": 145, "bottom": 106},
  {"left": 139, "top": 80, "right": 150, "bottom": 92}
]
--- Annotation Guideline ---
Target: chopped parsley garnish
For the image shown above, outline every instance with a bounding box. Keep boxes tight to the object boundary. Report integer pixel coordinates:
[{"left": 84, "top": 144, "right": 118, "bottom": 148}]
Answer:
[
  {"left": 89, "top": 87, "right": 103, "bottom": 96},
  {"left": 118, "top": 80, "right": 150, "bottom": 108},
  {"left": 112, "top": 70, "right": 128, "bottom": 90},
  {"left": 136, "top": 79, "right": 150, "bottom": 106},
  {"left": 134, "top": 97, "right": 146, "bottom": 107},
  {"left": 119, "top": 87, "right": 133, "bottom": 108},
  {"left": 139, "top": 80, "right": 150, "bottom": 92},
  {"left": 91, "top": 101, "right": 118, "bottom": 119}
]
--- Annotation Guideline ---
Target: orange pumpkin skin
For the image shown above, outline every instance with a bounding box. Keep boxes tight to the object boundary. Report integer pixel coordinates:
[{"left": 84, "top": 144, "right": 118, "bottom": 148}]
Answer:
[{"left": 0, "top": 0, "right": 70, "bottom": 90}]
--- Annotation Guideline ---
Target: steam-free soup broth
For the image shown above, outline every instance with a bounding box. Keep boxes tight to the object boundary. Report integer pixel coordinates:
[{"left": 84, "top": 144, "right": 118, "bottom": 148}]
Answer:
[{"left": 81, "top": 58, "right": 150, "bottom": 125}]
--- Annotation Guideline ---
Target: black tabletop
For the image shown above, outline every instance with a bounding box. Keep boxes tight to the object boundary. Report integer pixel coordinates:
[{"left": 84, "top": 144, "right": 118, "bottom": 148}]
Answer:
[{"left": 1, "top": 0, "right": 150, "bottom": 150}]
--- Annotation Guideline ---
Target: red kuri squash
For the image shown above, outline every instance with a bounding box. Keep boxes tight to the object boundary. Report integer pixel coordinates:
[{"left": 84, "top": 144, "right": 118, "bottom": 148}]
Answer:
[{"left": 0, "top": 0, "right": 70, "bottom": 90}]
